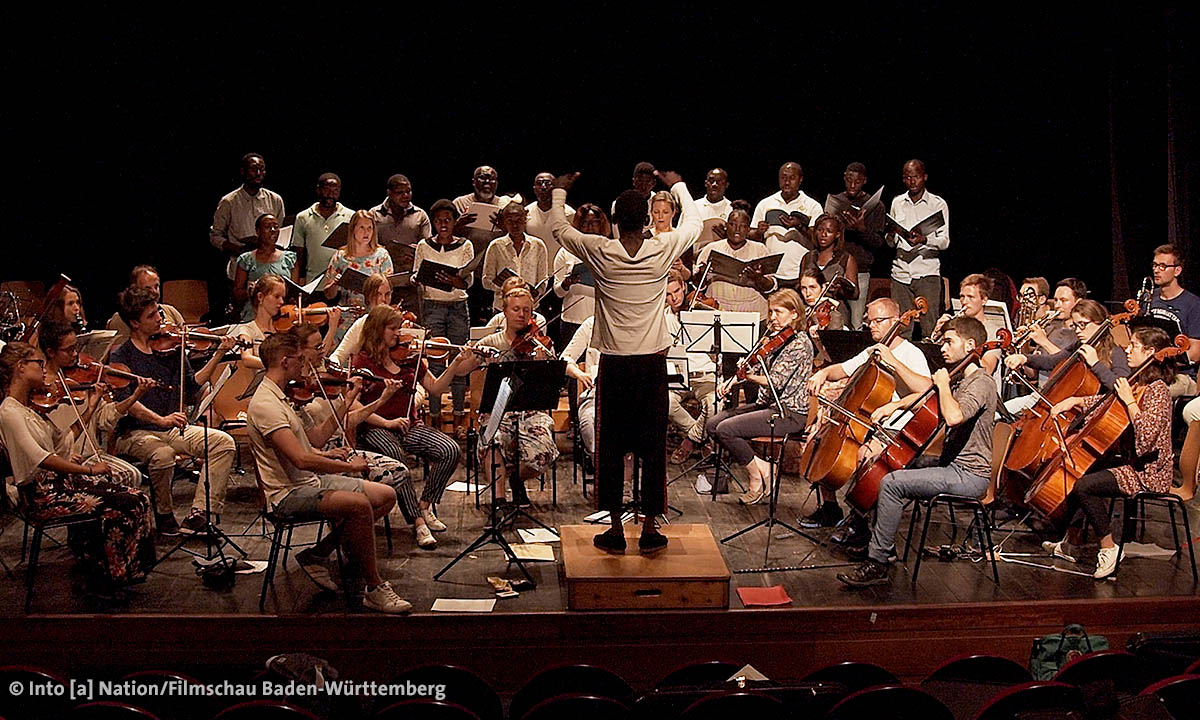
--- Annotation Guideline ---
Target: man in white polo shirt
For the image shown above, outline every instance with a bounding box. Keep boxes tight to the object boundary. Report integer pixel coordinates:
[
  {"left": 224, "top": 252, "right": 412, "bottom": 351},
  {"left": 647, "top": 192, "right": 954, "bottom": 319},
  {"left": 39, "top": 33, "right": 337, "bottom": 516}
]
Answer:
[
  {"left": 751, "top": 162, "right": 823, "bottom": 290},
  {"left": 552, "top": 169, "right": 700, "bottom": 554}
]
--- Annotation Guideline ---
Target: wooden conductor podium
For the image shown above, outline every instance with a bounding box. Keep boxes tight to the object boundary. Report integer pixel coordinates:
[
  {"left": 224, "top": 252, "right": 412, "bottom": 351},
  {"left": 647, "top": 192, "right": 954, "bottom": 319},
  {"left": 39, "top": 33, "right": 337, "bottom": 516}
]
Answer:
[{"left": 560, "top": 524, "right": 731, "bottom": 611}]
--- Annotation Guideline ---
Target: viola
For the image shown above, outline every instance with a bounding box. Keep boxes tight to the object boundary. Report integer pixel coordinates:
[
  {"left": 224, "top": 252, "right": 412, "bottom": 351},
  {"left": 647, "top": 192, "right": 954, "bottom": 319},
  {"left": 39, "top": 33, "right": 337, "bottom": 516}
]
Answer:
[
  {"left": 803, "top": 297, "right": 928, "bottom": 493},
  {"left": 148, "top": 324, "right": 251, "bottom": 356},
  {"left": 284, "top": 366, "right": 385, "bottom": 405},
  {"left": 1003, "top": 299, "right": 1139, "bottom": 476},
  {"left": 273, "top": 303, "right": 366, "bottom": 333},
  {"left": 1021, "top": 335, "right": 1188, "bottom": 521},
  {"left": 845, "top": 328, "right": 1013, "bottom": 515},
  {"left": 30, "top": 376, "right": 93, "bottom": 412}
]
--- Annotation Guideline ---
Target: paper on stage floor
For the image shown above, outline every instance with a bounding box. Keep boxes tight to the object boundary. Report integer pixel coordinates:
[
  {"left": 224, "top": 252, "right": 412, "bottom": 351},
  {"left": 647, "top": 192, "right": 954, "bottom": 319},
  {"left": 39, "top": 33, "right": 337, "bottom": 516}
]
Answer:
[
  {"left": 511, "top": 544, "right": 555, "bottom": 562},
  {"left": 446, "top": 481, "right": 483, "bottom": 493},
  {"left": 431, "top": 598, "right": 497, "bottom": 613},
  {"left": 517, "top": 528, "right": 560, "bottom": 544},
  {"left": 736, "top": 585, "right": 793, "bottom": 607},
  {"left": 1121, "top": 542, "right": 1178, "bottom": 559},
  {"left": 584, "top": 510, "right": 636, "bottom": 525}
]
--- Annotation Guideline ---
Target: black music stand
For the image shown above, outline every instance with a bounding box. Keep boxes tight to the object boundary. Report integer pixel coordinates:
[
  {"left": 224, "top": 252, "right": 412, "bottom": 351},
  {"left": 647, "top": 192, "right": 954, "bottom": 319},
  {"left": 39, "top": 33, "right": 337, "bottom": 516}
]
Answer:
[{"left": 434, "top": 360, "right": 565, "bottom": 586}]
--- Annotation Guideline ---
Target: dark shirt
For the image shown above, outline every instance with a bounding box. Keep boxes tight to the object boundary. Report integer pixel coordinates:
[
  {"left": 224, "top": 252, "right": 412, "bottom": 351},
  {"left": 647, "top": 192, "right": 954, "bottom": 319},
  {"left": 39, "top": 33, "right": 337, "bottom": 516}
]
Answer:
[
  {"left": 941, "top": 369, "right": 997, "bottom": 478},
  {"left": 1024, "top": 319, "right": 1081, "bottom": 385},
  {"left": 1150, "top": 288, "right": 1200, "bottom": 376},
  {"left": 831, "top": 190, "right": 886, "bottom": 274},
  {"left": 109, "top": 340, "right": 202, "bottom": 433}
]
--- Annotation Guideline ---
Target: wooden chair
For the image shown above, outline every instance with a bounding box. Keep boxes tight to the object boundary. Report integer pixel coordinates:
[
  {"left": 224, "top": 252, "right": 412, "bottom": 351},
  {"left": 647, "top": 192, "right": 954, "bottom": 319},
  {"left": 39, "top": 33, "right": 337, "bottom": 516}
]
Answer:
[{"left": 161, "top": 280, "right": 208, "bottom": 324}]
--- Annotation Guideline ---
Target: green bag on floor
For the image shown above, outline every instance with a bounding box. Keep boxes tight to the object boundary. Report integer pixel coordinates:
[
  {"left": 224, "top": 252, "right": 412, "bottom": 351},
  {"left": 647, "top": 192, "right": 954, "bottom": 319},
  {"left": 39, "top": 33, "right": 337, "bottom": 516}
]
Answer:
[{"left": 1030, "top": 623, "right": 1109, "bottom": 680}]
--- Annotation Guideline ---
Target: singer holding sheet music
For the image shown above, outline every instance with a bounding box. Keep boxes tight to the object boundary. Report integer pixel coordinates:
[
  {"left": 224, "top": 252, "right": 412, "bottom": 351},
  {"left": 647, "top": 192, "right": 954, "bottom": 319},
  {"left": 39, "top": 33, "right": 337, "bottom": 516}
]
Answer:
[
  {"left": 481, "top": 200, "right": 549, "bottom": 312},
  {"left": 887, "top": 159, "right": 949, "bottom": 339},
  {"left": 108, "top": 286, "right": 238, "bottom": 537},
  {"left": 551, "top": 170, "right": 700, "bottom": 554},
  {"left": 233, "top": 214, "right": 299, "bottom": 321},
  {"left": 413, "top": 199, "right": 475, "bottom": 440},
  {"left": 324, "top": 210, "right": 394, "bottom": 341}
]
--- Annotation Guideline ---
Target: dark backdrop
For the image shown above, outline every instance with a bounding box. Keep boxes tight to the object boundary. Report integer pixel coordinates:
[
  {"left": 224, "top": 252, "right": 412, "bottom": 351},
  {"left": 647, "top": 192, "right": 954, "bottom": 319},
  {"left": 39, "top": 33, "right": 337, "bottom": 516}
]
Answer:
[{"left": 2, "top": 7, "right": 1193, "bottom": 324}]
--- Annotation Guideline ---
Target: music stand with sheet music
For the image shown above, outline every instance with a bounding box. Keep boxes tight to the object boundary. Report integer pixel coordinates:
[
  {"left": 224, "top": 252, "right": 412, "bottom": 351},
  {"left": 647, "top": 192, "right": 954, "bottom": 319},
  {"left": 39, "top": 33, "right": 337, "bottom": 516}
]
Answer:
[
  {"left": 435, "top": 359, "right": 565, "bottom": 586},
  {"left": 668, "top": 310, "right": 759, "bottom": 494}
]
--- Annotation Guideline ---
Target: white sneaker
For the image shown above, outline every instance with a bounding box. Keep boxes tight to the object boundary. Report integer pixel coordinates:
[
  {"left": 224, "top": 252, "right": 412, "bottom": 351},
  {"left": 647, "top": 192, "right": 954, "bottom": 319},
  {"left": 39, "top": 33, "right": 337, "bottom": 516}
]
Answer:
[
  {"left": 694, "top": 474, "right": 712, "bottom": 494},
  {"left": 362, "top": 581, "right": 413, "bottom": 614},
  {"left": 1094, "top": 546, "right": 1121, "bottom": 579},
  {"left": 415, "top": 523, "right": 437, "bottom": 549},
  {"left": 1041, "top": 539, "right": 1078, "bottom": 564},
  {"left": 422, "top": 509, "right": 447, "bottom": 532}
]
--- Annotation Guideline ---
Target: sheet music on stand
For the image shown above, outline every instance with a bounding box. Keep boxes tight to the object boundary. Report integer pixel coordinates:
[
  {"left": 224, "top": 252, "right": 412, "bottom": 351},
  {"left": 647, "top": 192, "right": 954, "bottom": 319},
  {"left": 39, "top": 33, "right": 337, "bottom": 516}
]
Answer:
[
  {"left": 679, "top": 310, "right": 760, "bottom": 357},
  {"left": 76, "top": 330, "right": 119, "bottom": 361},
  {"left": 194, "top": 363, "right": 236, "bottom": 423},
  {"left": 481, "top": 377, "right": 515, "bottom": 446},
  {"left": 666, "top": 350, "right": 689, "bottom": 391}
]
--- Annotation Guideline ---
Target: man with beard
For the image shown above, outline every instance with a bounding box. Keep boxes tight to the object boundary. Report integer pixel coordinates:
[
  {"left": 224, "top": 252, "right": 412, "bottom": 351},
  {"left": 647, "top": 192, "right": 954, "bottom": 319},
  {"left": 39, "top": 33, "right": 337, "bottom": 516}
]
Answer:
[
  {"left": 293, "top": 172, "right": 355, "bottom": 283},
  {"left": 209, "top": 153, "right": 285, "bottom": 321},
  {"left": 371, "top": 174, "right": 431, "bottom": 318}
]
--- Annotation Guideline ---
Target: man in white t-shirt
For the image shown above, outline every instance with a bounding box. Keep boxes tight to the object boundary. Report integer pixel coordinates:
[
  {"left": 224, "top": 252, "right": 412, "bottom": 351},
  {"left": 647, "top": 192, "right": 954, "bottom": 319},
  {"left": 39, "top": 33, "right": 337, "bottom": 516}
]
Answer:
[
  {"left": 751, "top": 162, "right": 823, "bottom": 289},
  {"left": 803, "top": 297, "right": 932, "bottom": 542}
]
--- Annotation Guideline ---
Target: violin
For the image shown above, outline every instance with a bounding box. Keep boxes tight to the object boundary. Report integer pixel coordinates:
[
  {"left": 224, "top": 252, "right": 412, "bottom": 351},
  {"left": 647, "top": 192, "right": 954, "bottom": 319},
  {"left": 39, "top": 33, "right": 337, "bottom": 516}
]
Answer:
[
  {"left": 803, "top": 297, "right": 928, "bottom": 492},
  {"left": 30, "top": 376, "right": 94, "bottom": 413},
  {"left": 1022, "top": 335, "right": 1189, "bottom": 521},
  {"left": 64, "top": 353, "right": 166, "bottom": 391},
  {"left": 808, "top": 298, "right": 835, "bottom": 330},
  {"left": 148, "top": 324, "right": 251, "bottom": 356},
  {"left": 273, "top": 303, "right": 366, "bottom": 333},
  {"left": 389, "top": 335, "right": 501, "bottom": 364},
  {"left": 285, "top": 366, "right": 386, "bottom": 405},
  {"left": 685, "top": 288, "right": 720, "bottom": 310},
  {"left": 845, "top": 328, "right": 1013, "bottom": 515},
  {"left": 511, "top": 319, "right": 554, "bottom": 357}
]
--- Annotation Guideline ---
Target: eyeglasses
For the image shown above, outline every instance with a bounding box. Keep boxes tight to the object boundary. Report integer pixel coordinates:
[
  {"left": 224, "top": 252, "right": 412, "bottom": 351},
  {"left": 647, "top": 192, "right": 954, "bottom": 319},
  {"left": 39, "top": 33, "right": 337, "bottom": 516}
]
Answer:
[
  {"left": 865, "top": 317, "right": 897, "bottom": 326},
  {"left": 1151, "top": 262, "right": 1179, "bottom": 271},
  {"left": 1066, "top": 321, "right": 1093, "bottom": 331},
  {"left": 23, "top": 358, "right": 45, "bottom": 367}
]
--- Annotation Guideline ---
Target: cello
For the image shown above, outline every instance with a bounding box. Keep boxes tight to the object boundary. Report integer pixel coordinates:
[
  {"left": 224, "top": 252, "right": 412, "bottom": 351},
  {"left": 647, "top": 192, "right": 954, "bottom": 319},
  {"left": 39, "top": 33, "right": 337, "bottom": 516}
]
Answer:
[
  {"left": 846, "top": 329, "right": 1013, "bottom": 514},
  {"left": 1021, "top": 335, "right": 1188, "bottom": 522},
  {"left": 802, "top": 297, "right": 929, "bottom": 492},
  {"left": 1003, "top": 300, "right": 1139, "bottom": 474}
]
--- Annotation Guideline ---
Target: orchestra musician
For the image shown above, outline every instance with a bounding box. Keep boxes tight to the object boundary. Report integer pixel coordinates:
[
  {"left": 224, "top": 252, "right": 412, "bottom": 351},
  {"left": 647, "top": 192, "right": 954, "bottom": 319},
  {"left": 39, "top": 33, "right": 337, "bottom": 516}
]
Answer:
[
  {"left": 838, "top": 316, "right": 995, "bottom": 587},
  {"left": 705, "top": 289, "right": 813, "bottom": 505},
  {"left": 45, "top": 283, "right": 88, "bottom": 334},
  {"left": 108, "top": 286, "right": 238, "bottom": 536},
  {"left": 485, "top": 276, "right": 548, "bottom": 331},
  {"left": 107, "top": 265, "right": 187, "bottom": 347},
  {"left": 233, "top": 213, "right": 299, "bottom": 321},
  {"left": 665, "top": 271, "right": 718, "bottom": 467},
  {"left": 551, "top": 169, "right": 700, "bottom": 554},
  {"left": 1019, "top": 277, "right": 1052, "bottom": 322},
  {"left": 234, "top": 274, "right": 342, "bottom": 370},
  {"left": 1041, "top": 325, "right": 1175, "bottom": 580},
  {"left": 246, "top": 331, "right": 411, "bottom": 614},
  {"left": 799, "top": 269, "right": 849, "bottom": 332},
  {"left": 351, "top": 305, "right": 462, "bottom": 535},
  {"left": 454, "top": 287, "right": 559, "bottom": 508},
  {"left": 330, "top": 273, "right": 399, "bottom": 368},
  {"left": 1002, "top": 278, "right": 1086, "bottom": 413},
  {"left": 0, "top": 341, "right": 155, "bottom": 600},
  {"left": 37, "top": 321, "right": 148, "bottom": 489},
  {"left": 287, "top": 323, "right": 429, "bottom": 552},
  {"left": 931, "top": 273, "right": 1001, "bottom": 375},
  {"left": 804, "top": 298, "right": 932, "bottom": 536},
  {"left": 412, "top": 199, "right": 475, "bottom": 441},
  {"left": 1147, "top": 244, "right": 1200, "bottom": 400}
]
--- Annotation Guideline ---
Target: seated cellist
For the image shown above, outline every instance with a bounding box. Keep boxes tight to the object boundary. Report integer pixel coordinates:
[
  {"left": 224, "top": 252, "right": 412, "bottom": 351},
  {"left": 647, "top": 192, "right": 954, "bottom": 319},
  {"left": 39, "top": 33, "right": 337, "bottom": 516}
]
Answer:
[
  {"left": 838, "top": 316, "right": 996, "bottom": 588},
  {"left": 1041, "top": 325, "right": 1174, "bottom": 580}
]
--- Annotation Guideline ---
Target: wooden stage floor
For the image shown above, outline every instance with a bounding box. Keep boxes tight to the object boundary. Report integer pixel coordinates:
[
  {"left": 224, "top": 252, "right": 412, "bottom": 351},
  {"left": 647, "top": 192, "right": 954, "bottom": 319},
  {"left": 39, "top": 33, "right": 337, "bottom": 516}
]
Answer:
[{"left": 3, "top": 454, "right": 1198, "bottom": 687}]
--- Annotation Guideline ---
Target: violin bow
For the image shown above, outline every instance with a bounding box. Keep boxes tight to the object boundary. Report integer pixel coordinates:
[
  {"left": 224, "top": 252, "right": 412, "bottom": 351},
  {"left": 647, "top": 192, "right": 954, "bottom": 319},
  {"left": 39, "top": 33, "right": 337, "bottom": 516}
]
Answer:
[
  {"left": 55, "top": 368, "right": 104, "bottom": 462},
  {"left": 305, "top": 359, "right": 358, "bottom": 458}
]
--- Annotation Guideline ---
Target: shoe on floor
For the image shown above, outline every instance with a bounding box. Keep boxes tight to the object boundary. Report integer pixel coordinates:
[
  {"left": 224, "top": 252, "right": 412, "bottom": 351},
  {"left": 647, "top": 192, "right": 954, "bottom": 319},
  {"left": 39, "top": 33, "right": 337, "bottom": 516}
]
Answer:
[
  {"left": 295, "top": 549, "right": 338, "bottom": 592},
  {"left": 832, "top": 518, "right": 870, "bottom": 545},
  {"left": 670, "top": 440, "right": 695, "bottom": 466},
  {"left": 180, "top": 509, "right": 211, "bottom": 535},
  {"left": 1041, "top": 539, "right": 1078, "bottom": 564},
  {"left": 156, "top": 513, "right": 180, "bottom": 537},
  {"left": 421, "top": 508, "right": 448, "bottom": 532},
  {"left": 737, "top": 487, "right": 765, "bottom": 506},
  {"left": 694, "top": 474, "right": 712, "bottom": 494},
  {"left": 1094, "top": 546, "right": 1121, "bottom": 579},
  {"left": 511, "top": 485, "right": 532, "bottom": 508},
  {"left": 362, "top": 581, "right": 413, "bottom": 614},
  {"left": 837, "top": 561, "right": 891, "bottom": 588},
  {"left": 415, "top": 523, "right": 437, "bottom": 549},
  {"left": 800, "top": 502, "right": 844, "bottom": 529},
  {"left": 846, "top": 544, "right": 896, "bottom": 563},
  {"left": 638, "top": 530, "right": 669, "bottom": 554},
  {"left": 593, "top": 527, "right": 627, "bottom": 554}
]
